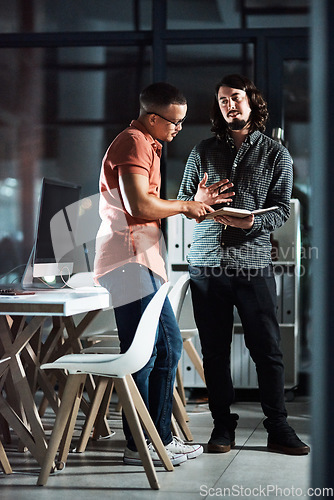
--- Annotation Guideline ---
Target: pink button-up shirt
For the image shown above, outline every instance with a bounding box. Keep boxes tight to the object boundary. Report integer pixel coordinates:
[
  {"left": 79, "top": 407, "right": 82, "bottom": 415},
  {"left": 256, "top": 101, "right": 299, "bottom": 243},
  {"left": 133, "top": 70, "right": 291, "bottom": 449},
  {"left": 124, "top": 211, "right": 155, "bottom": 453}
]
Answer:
[{"left": 94, "top": 119, "right": 167, "bottom": 282}]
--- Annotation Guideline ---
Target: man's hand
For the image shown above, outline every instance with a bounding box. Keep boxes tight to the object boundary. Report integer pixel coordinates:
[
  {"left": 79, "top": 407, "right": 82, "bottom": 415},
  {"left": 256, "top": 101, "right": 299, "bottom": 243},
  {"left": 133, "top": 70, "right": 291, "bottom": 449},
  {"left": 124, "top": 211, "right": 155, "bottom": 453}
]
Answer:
[
  {"left": 214, "top": 214, "right": 254, "bottom": 230},
  {"left": 194, "top": 172, "right": 235, "bottom": 205},
  {"left": 119, "top": 172, "right": 214, "bottom": 221},
  {"left": 182, "top": 200, "right": 214, "bottom": 222}
]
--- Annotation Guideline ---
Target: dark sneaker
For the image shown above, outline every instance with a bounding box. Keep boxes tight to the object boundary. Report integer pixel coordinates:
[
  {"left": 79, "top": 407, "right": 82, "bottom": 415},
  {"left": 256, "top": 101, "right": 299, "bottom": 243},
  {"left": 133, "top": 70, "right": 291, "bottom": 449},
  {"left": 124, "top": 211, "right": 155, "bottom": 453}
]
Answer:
[
  {"left": 264, "top": 418, "right": 310, "bottom": 455},
  {"left": 207, "top": 413, "right": 239, "bottom": 453}
]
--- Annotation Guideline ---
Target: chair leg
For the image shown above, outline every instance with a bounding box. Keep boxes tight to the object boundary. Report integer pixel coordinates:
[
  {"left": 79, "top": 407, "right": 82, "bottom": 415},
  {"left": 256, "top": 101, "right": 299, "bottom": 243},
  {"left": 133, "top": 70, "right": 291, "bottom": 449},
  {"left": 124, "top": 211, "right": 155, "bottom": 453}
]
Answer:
[
  {"left": 58, "top": 376, "right": 87, "bottom": 464},
  {"left": 175, "top": 361, "right": 187, "bottom": 406},
  {"left": 183, "top": 338, "right": 205, "bottom": 383},
  {"left": 172, "top": 387, "right": 193, "bottom": 442},
  {"left": 125, "top": 374, "right": 173, "bottom": 472},
  {"left": 92, "top": 378, "right": 114, "bottom": 440},
  {"left": 171, "top": 414, "right": 180, "bottom": 438},
  {"left": 75, "top": 377, "right": 110, "bottom": 453},
  {"left": 113, "top": 377, "right": 162, "bottom": 490},
  {"left": 37, "top": 374, "right": 86, "bottom": 486},
  {"left": 174, "top": 386, "right": 190, "bottom": 423},
  {"left": 0, "top": 439, "right": 12, "bottom": 474},
  {"left": 38, "top": 394, "right": 49, "bottom": 418}
]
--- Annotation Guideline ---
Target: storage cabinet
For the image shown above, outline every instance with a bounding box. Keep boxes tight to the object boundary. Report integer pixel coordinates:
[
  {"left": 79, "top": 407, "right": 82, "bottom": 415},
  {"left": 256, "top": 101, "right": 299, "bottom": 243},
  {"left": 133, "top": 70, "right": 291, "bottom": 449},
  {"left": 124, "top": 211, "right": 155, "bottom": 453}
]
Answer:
[{"left": 167, "top": 199, "right": 301, "bottom": 391}]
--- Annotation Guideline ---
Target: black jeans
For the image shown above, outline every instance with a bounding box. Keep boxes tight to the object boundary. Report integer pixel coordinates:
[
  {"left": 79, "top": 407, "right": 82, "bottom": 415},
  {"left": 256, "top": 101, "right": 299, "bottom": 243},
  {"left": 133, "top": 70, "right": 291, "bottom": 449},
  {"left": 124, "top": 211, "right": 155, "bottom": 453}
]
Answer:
[{"left": 189, "top": 265, "right": 287, "bottom": 423}]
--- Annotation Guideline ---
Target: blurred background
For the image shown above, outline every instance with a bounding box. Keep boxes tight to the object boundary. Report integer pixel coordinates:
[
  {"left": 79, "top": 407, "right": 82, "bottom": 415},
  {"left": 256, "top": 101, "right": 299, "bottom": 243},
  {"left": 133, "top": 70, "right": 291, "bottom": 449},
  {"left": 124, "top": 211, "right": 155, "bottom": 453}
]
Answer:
[
  {"left": 5, "top": 0, "right": 334, "bottom": 487},
  {"left": 0, "top": 0, "right": 311, "bottom": 360}
]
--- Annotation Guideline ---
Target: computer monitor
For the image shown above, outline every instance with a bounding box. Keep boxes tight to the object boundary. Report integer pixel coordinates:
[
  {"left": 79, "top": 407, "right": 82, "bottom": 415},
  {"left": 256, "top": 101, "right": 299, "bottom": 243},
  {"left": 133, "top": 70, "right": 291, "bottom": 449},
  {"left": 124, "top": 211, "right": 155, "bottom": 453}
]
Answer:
[{"left": 22, "top": 178, "right": 81, "bottom": 288}]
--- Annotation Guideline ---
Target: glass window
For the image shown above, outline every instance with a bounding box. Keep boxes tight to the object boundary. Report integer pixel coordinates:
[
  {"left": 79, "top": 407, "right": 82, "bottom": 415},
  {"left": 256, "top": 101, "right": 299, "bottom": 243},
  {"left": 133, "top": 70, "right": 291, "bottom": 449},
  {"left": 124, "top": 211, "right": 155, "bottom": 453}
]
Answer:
[
  {"left": 242, "top": 0, "right": 310, "bottom": 29},
  {"left": 283, "top": 60, "right": 310, "bottom": 192},
  {"left": 167, "top": 0, "right": 309, "bottom": 30},
  {"left": 167, "top": 0, "right": 240, "bottom": 30},
  {"left": 165, "top": 43, "right": 254, "bottom": 198},
  {"left": 0, "top": 0, "right": 310, "bottom": 34},
  {"left": 0, "top": 45, "right": 152, "bottom": 285},
  {"left": 0, "top": 0, "right": 153, "bottom": 33},
  {"left": 282, "top": 59, "right": 310, "bottom": 358}
]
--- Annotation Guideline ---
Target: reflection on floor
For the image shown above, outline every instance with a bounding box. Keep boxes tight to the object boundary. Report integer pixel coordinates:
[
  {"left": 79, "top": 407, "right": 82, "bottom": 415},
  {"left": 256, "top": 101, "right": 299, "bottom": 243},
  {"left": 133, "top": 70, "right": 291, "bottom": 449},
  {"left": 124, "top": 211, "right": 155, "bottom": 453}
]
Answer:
[{"left": 0, "top": 391, "right": 311, "bottom": 500}]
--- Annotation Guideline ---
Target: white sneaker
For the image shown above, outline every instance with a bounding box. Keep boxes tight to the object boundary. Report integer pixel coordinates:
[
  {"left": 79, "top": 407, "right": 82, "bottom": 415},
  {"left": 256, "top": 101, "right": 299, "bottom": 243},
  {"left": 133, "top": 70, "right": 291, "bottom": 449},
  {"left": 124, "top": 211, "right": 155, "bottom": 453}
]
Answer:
[
  {"left": 165, "top": 436, "right": 204, "bottom": 459},
  {"left": 123, "top": 442, "right": 187, "bottom": 466}
]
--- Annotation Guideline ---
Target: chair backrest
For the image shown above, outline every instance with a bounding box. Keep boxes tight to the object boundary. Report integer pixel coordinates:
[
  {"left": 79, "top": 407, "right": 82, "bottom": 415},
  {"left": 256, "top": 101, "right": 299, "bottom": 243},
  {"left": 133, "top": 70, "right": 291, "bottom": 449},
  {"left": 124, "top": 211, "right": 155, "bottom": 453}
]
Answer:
[
  {"left": 168, "top": 273, "right": 190, "bottom": 322},
  {"left": 41, "top": 282, "right": 170, "bottom": 378},
  {"left": 111, "top": 281, "right": 170, "bottom": 376}
]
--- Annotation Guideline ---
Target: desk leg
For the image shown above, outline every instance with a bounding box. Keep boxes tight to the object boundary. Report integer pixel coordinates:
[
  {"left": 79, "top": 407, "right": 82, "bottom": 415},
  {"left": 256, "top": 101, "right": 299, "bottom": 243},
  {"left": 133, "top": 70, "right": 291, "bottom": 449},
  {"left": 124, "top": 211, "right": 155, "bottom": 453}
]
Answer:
[{"left": 0, "top": 316, "right": 48, "bottom": 465}]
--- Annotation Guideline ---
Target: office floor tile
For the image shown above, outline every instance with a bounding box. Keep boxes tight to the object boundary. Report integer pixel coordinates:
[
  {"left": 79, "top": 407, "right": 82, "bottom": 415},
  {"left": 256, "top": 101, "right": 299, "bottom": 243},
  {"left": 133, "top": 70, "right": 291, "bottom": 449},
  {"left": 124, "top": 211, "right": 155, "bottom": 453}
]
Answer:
[{"left": 0, "top": 396, "right": 311, "bottom": 499}]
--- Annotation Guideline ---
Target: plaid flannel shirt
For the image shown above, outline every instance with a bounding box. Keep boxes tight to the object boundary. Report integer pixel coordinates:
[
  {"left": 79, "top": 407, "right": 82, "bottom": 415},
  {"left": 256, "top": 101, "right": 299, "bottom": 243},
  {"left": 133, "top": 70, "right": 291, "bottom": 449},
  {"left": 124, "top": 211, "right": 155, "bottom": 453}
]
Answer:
[{"left": 177, "top": 131, "right": 293, "bottom": 269}]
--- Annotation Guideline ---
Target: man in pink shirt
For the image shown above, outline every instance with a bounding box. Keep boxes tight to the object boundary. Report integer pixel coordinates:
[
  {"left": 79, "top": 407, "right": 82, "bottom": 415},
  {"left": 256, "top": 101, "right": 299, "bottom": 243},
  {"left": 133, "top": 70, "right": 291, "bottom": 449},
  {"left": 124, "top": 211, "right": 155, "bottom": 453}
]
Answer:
[{"left": 94, "top": 82, "right": 230, "bottom": 466}]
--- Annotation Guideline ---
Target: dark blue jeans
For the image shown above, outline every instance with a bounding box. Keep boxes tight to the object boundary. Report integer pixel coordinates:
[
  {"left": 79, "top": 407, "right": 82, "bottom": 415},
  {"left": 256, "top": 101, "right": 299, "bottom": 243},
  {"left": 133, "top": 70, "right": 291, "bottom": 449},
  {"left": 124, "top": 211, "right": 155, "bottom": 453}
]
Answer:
[
  {"left": 189, "top": 265, "right": 287, "bottom": 424},
  {"left": 98, "top": 264, "right": 183, "bottom": 450}
]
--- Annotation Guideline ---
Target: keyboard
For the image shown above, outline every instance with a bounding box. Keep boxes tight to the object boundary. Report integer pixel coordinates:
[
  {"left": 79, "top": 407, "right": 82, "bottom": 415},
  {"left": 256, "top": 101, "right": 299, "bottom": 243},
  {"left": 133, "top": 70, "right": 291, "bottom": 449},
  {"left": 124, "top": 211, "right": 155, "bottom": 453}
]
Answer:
[{"left": 0, "top": 289, "right": 35, "bottom": 296}]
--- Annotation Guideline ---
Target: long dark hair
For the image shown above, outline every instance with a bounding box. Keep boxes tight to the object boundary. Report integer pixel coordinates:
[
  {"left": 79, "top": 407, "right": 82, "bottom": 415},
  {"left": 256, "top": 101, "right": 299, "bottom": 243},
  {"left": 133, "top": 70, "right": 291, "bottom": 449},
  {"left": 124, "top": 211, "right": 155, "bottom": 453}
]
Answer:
[{"left": 210, "top": 74, "right": 268, "bottom": 140}]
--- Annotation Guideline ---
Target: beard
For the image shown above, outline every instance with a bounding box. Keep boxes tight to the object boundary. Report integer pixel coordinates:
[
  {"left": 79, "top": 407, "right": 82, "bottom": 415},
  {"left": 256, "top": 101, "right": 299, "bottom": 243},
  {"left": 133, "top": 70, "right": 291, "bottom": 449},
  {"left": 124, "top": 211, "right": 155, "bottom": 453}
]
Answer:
[{"left": 228, "top": 118, "right": 248, "bottom": 131}]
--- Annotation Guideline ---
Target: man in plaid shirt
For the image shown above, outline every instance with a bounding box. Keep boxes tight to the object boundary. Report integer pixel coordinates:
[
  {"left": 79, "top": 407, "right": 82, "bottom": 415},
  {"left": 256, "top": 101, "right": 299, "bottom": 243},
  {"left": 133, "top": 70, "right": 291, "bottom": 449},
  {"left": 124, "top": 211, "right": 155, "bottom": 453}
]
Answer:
[{"left": 177, "top": 74, "right": 310, "bottom": 456}]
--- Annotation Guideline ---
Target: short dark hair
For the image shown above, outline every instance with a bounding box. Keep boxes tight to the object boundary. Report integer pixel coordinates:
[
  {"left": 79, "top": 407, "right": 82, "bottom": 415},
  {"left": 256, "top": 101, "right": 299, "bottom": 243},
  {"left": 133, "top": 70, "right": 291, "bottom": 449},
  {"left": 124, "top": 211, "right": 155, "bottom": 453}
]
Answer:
[
  {"left": 139, "top": 82, "right": 187, "bottom": 112},
  {"left": 210, "top": 74, "right": 269, "bottom": 140}
]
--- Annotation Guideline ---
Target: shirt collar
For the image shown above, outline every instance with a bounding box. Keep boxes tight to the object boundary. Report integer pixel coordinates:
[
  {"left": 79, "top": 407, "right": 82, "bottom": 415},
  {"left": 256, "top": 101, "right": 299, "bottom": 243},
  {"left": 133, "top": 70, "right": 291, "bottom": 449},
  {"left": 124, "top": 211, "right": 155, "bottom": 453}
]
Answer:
[
  {"left": 247, "top": 130, "right": 261, "bottom": 144},
  {"left": 226, "top": 129, "right": 261, "bottom": 146},
  {"left": 130, "top": 119, "right": 163, "bottom": 157}
]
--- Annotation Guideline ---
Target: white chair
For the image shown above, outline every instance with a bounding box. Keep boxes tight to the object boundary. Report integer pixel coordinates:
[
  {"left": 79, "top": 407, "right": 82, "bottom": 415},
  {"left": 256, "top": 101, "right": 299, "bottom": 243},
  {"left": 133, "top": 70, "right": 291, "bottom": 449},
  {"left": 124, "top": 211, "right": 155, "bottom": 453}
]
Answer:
[
  {"left": 168, "top": 273, "right": 191, "bottom": 324},
  {"left": 80, "top": 274, "right": 196, "bottom": 444},
  {"left": 37, "top": 282, "right": 173, "bottom": 490},
  {"left": 168, "top": 274, "right": 205, "bottom": 407}
]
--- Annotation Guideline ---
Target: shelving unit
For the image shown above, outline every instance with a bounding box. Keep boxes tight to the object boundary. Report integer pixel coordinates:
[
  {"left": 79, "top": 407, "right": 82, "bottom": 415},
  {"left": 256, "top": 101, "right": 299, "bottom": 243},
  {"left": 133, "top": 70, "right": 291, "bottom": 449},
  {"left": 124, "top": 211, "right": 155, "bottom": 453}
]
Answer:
[{"left": 167, "top": 199, "right": 301, "bottom": 392}]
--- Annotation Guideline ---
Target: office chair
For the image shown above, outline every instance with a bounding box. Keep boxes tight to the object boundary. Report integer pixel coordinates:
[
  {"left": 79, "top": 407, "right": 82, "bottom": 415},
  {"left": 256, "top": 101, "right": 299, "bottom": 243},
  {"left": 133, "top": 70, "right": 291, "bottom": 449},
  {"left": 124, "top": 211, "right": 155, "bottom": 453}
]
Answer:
[{"left": 37, "top": 282, "right": 173, "bottom": 490}]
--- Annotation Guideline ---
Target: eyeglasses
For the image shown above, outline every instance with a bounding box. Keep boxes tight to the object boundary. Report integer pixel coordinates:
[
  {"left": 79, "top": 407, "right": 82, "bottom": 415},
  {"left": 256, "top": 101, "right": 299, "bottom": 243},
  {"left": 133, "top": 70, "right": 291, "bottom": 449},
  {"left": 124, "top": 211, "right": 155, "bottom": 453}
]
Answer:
[{"left": 146, "top": 111, "right": 187, "bottom": 127}]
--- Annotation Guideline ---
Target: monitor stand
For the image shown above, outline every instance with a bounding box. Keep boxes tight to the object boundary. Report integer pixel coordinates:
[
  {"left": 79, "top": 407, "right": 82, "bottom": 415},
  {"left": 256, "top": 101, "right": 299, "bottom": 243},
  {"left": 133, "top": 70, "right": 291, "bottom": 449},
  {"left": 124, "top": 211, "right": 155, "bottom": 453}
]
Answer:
[
  {"left": 21, "top": 248, "right": 34, "bottom": 289},
  {"left": 21, "top": 248, "right": 73, "bottom": 290}
]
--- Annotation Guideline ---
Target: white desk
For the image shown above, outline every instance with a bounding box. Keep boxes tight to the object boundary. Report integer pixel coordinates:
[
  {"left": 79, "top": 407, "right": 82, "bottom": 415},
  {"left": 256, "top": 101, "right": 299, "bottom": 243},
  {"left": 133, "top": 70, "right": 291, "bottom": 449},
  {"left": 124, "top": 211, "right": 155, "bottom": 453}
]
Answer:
[
  {"left": 0, "top": 287, "right": 110, "bottom": 316},
  {"left": 0, "top": 288, "right": 111, "bottom": 466}
]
